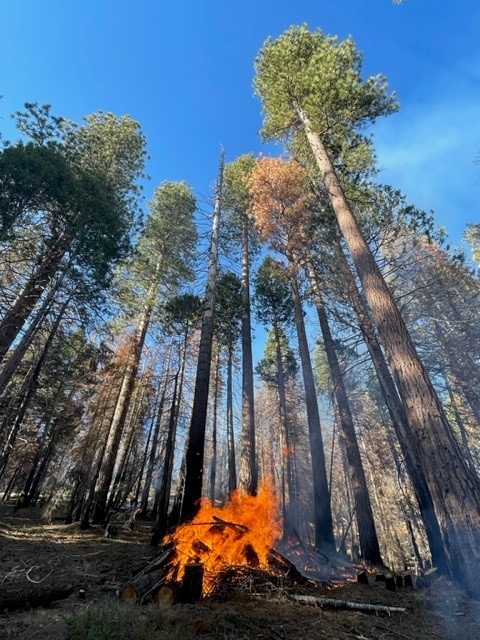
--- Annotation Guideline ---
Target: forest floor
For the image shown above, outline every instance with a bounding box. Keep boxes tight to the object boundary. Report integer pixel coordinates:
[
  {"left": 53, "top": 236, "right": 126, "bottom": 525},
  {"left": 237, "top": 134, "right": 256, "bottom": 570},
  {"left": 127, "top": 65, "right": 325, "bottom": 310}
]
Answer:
[{"left": 1, "top": 501, "right": 479, "bottom": 640}]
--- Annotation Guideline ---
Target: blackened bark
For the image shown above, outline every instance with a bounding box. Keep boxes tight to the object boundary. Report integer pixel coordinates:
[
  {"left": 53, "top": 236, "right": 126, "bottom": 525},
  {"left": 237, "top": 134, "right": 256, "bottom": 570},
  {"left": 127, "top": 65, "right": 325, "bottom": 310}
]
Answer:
[{"left": 181, "top": 151, "right": 224, "bottom": 523}]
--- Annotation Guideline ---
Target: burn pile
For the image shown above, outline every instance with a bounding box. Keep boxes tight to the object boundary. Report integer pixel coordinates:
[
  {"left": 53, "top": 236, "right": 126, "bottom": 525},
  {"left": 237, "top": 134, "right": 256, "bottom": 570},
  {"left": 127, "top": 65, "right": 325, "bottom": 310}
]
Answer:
[{"left": 120, "top": 484, "right": 346, "bottom": 605}]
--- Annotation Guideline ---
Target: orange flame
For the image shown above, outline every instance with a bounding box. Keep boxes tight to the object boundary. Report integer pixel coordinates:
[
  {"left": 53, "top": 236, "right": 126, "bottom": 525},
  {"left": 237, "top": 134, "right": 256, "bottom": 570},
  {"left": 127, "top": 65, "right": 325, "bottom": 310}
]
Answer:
[{"left": 165, "top": 481, "right": 281, "bottom": 592}]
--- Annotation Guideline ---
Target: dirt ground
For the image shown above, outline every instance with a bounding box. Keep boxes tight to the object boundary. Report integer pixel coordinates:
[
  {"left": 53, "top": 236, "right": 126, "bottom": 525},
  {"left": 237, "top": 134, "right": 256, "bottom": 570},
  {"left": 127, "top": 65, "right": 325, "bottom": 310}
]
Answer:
[{"left": 1, "top": 501, "right": 479, "bottom": 640}]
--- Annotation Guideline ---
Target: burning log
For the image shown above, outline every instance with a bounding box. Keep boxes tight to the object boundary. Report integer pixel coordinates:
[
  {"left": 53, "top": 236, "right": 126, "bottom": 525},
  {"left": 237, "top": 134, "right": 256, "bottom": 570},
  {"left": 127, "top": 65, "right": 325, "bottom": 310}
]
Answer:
[{"left": 289, "top": 594, "right": 406, "bottom": 615}]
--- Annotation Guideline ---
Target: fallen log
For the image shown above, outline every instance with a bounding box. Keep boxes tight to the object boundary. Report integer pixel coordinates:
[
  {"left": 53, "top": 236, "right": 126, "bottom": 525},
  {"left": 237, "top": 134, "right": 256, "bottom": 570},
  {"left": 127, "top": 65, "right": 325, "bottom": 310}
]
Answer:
[
  {"left": 0, "top": 582, "right": 74, "bottom": 612},
  {"left": 289, "top": 594, "right": 406, "bottom": 615}
]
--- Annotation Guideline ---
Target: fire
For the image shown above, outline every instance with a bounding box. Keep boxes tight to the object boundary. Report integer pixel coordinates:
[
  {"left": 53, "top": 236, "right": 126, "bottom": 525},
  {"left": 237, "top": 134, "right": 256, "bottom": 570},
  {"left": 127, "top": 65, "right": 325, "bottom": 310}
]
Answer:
[{"left": 165, "top": 482, "right": 281, "bottom": 592}]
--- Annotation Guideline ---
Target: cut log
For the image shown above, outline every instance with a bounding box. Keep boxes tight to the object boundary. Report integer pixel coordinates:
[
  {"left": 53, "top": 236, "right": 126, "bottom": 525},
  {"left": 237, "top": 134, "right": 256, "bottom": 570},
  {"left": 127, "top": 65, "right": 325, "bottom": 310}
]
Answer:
[
  {"left": 0, "top": 582, "right": 74, "bottom": 612},
  {"left": 119, "top": 573, "right": 167, "bottom": 603},
  {"left": 119, "top": 542, "right": 174, "bottom": 603},
  {"left": 289, "top": 594, "right": 406, "bottom": 614},
  {"left": 152, "top": 585, "right": 175, "bottom": 606}
]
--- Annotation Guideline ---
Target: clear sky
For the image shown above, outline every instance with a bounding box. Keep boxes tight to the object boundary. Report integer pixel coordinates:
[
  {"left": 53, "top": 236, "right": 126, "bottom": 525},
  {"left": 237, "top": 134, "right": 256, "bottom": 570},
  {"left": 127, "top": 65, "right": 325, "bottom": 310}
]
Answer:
[{"left": 1, "top": 0, "right": 479, "bottom": 250}]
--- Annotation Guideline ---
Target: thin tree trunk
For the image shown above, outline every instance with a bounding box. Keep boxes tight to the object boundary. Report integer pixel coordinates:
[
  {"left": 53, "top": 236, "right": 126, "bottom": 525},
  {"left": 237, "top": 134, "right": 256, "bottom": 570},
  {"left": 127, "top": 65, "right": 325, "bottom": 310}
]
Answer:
[
  {"left": 226, "top": 343, "right": 237, "bottom": 494},
  {"left": 271, "top": 323, "right": 296, "bottom": 536},
  {"left": 181, "top": 150, "right": 224, "bottom": 523},
  {"left": 108, "top": 382, "right": 147, "bottom": 511},
  {"left": 290, "top": 271, "right": 335, "bottom": 551},
  {"left": 306, "top": 261, "right": 382, "bottom": 564},
  {"left": 209, "top": 350, "right": 220, "bottom": 502},
  {"left": 299, "top": 107, "right": 480, "bottom": 593},
  {"left": 0, "top": 275, "right": 64, "bottom": 393},
  {"left": 92, "top": 261, "right": 161, "bottom": 524},
  {"left": 151, "top": 370, "right": 180, "bottom": 545},
  {"left": 0, "top": 298, "right": 70, "bottom": 480},
  {"left": 238, "top": 214, "right": 257, "bottom": 494}
]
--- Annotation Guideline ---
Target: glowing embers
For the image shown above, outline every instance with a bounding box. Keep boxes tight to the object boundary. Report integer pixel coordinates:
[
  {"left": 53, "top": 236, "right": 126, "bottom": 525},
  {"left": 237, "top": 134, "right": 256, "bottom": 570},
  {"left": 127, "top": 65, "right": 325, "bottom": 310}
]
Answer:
[{"left": 165, "top": 482, "right": 281, "bottom": 593}]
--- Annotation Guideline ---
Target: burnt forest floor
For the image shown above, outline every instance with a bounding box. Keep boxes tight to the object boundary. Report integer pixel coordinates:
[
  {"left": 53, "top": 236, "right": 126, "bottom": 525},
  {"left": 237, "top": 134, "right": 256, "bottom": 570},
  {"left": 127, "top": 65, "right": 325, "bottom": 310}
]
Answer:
[{"left": 1, "top": 501, "right": 479, "bottom": 640}]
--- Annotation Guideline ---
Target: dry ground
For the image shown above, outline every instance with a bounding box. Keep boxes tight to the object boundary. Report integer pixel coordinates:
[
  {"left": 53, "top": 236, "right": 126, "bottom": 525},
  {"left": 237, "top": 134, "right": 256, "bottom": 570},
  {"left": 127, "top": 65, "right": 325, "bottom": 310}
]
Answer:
[{"left": 1, "top": 501, "right": 479, "bottom": 640}]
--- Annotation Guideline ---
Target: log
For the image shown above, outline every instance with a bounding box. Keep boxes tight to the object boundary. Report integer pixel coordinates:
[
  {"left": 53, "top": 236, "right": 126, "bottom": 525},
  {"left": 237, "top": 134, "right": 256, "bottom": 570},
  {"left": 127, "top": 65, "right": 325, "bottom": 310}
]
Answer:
[
  {"left": 267, "top": 548, "right": 308, "bottom": 585},
  {"left": 119, "top": 573, "right": 167, "bottom": 603},
  {"left": 289, "top": 594, "right": 406, "bottom": 615},
  {"left": 176, "top": 563, "right": 203, "bottom": 603},
  {"left": 0, "top": 582, "right": 74, "bottom": 612},
  {"left": 119, "top": 543, "right": 174, "bottom": 603}
]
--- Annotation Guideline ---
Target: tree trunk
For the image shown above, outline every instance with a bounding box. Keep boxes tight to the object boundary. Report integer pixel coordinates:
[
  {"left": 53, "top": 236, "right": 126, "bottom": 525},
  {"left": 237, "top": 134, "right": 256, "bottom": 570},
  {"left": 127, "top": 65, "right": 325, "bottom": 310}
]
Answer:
[
  {"left": 238, "top": 214, "right": 257, "bottom": 494},
  {"left": 330, "top": 237, "right": 448, "bottom": 572},
  {"left": 181, "top": 150, "right": 224, "bottom": 523},
  {"left": 92, "top": 259, "right": 162, "bottom": 524},
  {"left": 289, "top": 270, "right": 335, "bottom": 551},
  {"left": 306, "top": 261, "right": 382, "bottom": 565},
  {"left": 0, "top": 275, "right": 64, "bottom": 393},
  {"left": 299, "top": 107, "right": 480, "bottom": 594},
  {"left": 226, "top": 343, "right": 237, "bottom": 494},
  {"left": 272, "top": 322, "right": 296, "bottom": 536},
  {"left": 0, "top": 298, "right": 69, "bottom": 480},
  {"left": 209, "top": 350, "right": 220, "bottom": 502},
  {"left": 0, "top": 235, "right": 69, "bottom": 363},
  {"left": 151, "top": 370, "right": 180, "bottom": 545}
]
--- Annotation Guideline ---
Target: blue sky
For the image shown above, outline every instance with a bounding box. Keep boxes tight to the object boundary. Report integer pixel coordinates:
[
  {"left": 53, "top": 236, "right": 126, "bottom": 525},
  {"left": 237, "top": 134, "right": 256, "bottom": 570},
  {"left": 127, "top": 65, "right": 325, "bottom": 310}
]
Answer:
[{"left": 1, "top": 0, "right": 479, "bottom": 251}]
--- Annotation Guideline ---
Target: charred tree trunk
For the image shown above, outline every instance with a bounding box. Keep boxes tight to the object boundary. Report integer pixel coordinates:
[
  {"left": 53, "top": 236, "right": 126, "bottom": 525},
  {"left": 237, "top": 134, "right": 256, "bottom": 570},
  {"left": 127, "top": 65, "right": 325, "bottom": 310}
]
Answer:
[
  {"left": 272, "top": 322, "right": 295, "bottom": 534},
  {"left": 151, "top": 370, "right": 180, "bottom": 545},
  {"left": 181, "top": 150, "right": 224, "bottom": 523}
]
